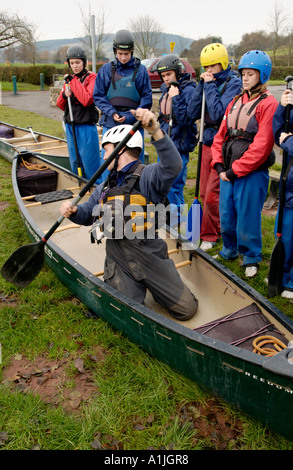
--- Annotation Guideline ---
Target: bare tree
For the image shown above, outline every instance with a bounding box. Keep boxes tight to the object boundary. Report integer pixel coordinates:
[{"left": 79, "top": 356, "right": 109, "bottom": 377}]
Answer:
[
  {"left": 285, "top": 26, "right": 293, "bottom": 66},
  {"left": 234, "top": 31, "right": 273, "bottom": 59},
  {"left": 78, "top": 2, "right": 109, "bottom": 62},
  {"left": 0, "top": 11, "right": 34, "bottom": 47},
  {"left": 268, "top": 1, "right": 289, "bottom": 64},
  {"left": 128, "top": 15, "right": 163, "bottom": 59}
]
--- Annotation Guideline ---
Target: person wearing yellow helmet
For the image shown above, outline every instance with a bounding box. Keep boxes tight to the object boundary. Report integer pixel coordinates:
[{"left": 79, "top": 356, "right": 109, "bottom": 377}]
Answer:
[{"left": 187, "top": 43, "right": 242, "bottom": 252}]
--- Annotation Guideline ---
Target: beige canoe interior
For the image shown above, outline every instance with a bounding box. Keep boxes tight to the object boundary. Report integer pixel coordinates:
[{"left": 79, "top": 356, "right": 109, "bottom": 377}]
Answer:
[
  {"left": 0, "top": 127, "right": 69, "bottom": 156},
  {"left": 20, "top": 157, "right": 293, "bottom": 344}
]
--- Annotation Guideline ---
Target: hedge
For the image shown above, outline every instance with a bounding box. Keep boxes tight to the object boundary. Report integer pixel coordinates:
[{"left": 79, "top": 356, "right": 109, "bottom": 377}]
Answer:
[
  {"left": 0, "top": 63, "right": 291, "bottom": 85},
  {"left": 0, "top": 64, "right": 105, "bottom": 86}
]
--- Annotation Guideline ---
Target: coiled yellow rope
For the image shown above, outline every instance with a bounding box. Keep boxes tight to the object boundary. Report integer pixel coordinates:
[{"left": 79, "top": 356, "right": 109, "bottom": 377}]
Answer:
[
  {"left": 253, "top": 335, "right": 287, "bottom": 356},
  {"left": 20, "top": 156, "right": 49, "bottom": 171}
]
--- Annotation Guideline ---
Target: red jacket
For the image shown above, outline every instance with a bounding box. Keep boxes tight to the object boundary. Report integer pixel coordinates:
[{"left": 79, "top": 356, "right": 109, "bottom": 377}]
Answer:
[
  {"left": 211, "top": 90, "right": 278, "bottom": 178},
  {"left": 57, "top": 71, "right": 99, "bottom": 124}
]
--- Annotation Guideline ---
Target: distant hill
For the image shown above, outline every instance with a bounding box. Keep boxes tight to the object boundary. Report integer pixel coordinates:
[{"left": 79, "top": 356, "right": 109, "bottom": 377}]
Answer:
[{"left": 36, "top": 33, "right": 195, "bottom": 60}]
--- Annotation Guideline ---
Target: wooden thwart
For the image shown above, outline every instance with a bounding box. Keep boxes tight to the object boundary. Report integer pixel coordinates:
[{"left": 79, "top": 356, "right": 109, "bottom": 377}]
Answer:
[
  {"left": 175, "top": 260, "right": 192, "bottom": 269},
  {"left": 44, "top": 223, "right": 81, "bottom": 234},
  {"left": 34, "top": 144, "right": 68, "bottom": 152},
  {"left": 18, "top": 140, "right": 64, "bottom": 147},
  {"left": 93, "top": 251, "right": 191, "bottom": 278}
]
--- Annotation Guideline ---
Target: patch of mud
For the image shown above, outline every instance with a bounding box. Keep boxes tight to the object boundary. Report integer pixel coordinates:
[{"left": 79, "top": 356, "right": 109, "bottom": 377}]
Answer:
[
  {"left": 2, "top": 348, "right": 108, "bottom": 413},
  {"left": 0, "top": 201, "right": 9, "bottom": 211}
]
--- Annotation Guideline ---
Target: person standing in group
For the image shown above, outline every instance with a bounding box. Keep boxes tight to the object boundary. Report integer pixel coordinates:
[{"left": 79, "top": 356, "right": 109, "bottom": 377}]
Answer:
[
  {"left": 56, "top": 46, "right": 101, "bottom": 182},
  {"left": 93, "top": 29, "right": 152, "bottom": 177},
  {"left": 156, "top": 54, "right": 197, "bottom": 226},
  {"left": 187, "top": 43, "right": 242, "bottom": 251},
  {"left": 211, "top": 50, "right": 278, "bottom": 278},
  {"left": 272, "top": 85, "right": 293, "bottom": 298}
]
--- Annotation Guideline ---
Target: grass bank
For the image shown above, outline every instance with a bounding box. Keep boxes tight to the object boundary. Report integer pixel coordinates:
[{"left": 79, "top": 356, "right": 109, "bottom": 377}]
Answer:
[{"left": 0, "top": 107, "right": 292, "bottom": 451}]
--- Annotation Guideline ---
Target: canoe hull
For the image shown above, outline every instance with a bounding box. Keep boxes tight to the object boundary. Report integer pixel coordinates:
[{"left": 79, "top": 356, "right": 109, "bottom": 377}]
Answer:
[
  {"left": 10, "top": 154, "right": 293, "bottom": 442},
  {"left": 0, "top": 121, "right": 71, "bottom": 170}
]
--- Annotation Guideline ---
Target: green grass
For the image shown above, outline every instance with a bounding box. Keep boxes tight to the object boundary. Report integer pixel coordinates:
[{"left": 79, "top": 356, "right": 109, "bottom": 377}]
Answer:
[
  {"left": 0, "top": 82, "right": 49, "bottom": 92},
  {"left": 0, "top": 108, "right": 293, "bottom": 450},
  {"left": 0, "top": 106, "right": 64, "bottom": 138}
]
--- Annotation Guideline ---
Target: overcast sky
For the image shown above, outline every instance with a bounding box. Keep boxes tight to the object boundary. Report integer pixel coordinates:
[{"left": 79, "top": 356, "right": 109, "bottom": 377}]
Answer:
[{"left": 2, "top": 0, "right": 292, "bottom": 46}]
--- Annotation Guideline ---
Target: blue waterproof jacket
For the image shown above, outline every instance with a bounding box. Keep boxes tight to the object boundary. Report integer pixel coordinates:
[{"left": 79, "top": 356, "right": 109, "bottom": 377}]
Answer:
[
  {"left": 187, "top": 66, "right": 242, "bottom": 146},
  {"left": 158, "top": 73, "right": 198, "bottom": 153},
  {"left": 273, "top": 103, "right": 293, "bottom": 208},
  {"left": 93, "top": 57, "right": 152, "bottom": 128}
]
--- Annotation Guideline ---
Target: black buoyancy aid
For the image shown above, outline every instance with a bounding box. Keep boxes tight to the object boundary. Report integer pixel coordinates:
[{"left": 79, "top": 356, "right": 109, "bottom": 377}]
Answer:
[
  {"left": 65, "top": 71, "right": 99, "bottom": 125},
  {"left": 91, "top": 162, "right": 157, "bottom": 242},
  {"left": 106, "top": 62, "right": 141, "bottom": 111},
  {"left": 222, "top": 92, "right": 275, "bottom": 170}
]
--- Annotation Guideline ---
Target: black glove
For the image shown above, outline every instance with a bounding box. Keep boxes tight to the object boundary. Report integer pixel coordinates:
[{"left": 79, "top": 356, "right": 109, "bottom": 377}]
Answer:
[{"left": 64, "top": 74, "right": 74, "bottom": 83}]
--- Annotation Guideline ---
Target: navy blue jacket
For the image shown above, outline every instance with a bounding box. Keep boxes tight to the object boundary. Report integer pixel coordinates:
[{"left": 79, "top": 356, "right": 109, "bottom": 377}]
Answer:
[
  {"left": 273, "top": 103, "right": 293, "bottom": 208},
  {"left": 187, "top": 66, "right": 242, "bottom": 146},
  {"left": 158, "top": 73, "right": 198, "bottom": 154},
  {"left": 93, "top": 57, "right": 152, "bottom": 128}
]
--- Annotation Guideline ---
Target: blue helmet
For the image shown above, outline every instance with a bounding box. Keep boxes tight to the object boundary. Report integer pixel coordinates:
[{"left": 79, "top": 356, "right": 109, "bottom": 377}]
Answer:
[{"left": 238, "top": 50, "right": 272, "bottom": 84}]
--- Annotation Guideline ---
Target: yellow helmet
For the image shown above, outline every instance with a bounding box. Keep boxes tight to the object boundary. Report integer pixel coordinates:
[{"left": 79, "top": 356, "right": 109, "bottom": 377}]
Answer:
[{"left": 200, "top": 43, "right": 229, "bottom": 70}]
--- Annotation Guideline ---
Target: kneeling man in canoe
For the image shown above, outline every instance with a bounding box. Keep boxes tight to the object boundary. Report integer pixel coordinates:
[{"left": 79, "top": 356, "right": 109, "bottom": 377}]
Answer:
[{"left": 60, "top": 108, "right": 198, "bottom": 321}]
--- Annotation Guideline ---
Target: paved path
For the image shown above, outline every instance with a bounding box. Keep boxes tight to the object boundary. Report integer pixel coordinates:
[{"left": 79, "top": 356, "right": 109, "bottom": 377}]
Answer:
[{"left": 1, "top": 90, "right": 63, "bottom": 121}]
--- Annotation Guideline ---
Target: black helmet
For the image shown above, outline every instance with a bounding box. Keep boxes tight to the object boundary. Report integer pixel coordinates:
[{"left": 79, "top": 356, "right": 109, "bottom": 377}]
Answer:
[
  {"left": 156, "top": 54, "right": 182, "bottom": 79},
  {"left": 66, "top": 46, "right": 87, "bottom": 66},
  {"left": 113, "top": 29, "right": 134, "bottom": 54}
]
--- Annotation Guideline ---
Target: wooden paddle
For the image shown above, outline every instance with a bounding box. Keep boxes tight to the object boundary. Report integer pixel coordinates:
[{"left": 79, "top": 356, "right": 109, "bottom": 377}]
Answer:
[
  {"left": 1, "top": 121, "right": 142, "bottom": 288},
  {"left": 186, "top": 89, "right": 205, "bottom": 244},
  {"left": 267, "top": 75, "right": 293, "bottom": 297},
  {"left": 66, "top": 87, "right": 83, "bottom": 178}
]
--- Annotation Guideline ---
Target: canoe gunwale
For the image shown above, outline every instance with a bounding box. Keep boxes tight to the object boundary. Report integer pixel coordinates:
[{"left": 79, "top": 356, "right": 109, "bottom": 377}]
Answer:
[
  {"left": 0, "top": 121, "right": 70, "bottom": 169},
  {"left": 0, "top": 120, "right": 66, "bottom": 143}
]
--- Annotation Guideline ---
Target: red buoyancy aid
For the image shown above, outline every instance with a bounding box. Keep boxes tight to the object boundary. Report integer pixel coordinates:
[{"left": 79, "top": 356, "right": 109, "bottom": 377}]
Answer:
[
  {"left": 226, "top": 92, "right": 270, "bottom": 140},
  {"left": 222, "top": 92, "right": 275, "bottom": 170}
]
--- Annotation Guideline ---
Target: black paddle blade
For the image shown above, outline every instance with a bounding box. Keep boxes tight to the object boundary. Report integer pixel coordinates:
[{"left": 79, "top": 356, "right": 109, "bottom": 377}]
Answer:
[
  {"left": 267, "top": 237, "right": 285, "bottom": 298},
  {"left": 1, "top": 240, "right": 45, "bottom": 288}
]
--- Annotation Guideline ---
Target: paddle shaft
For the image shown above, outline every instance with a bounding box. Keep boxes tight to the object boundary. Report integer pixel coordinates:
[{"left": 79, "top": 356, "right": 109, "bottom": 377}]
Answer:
[
  {"left": 267, "top": 75, "right": 293, "bottom": 296},
  {"left": 276, "top": 78, "right": 293, "bottom": 235},
  {"left": 42, "top": 120, "right": 142, "bottom": 243},
  {"left": 167, "top": 81, "right": 179, "bottom": 137},
  {"left": 27, "top": 126, "right": 39, "bottom": 143},
  {"left": 66, "top": 87, "right": 83, "bottom": 177},
  {"left": 194, "top": 89, "right": 205, "bottom": 199}
]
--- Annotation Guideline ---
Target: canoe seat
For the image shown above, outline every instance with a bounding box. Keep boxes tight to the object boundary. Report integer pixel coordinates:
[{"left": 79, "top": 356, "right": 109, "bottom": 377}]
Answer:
[
  {"left": 194, "top": 302, "right": 288, "bottom": 353},
  {"left": 33, "top": 189, "right": 74, "bottom": 204}
]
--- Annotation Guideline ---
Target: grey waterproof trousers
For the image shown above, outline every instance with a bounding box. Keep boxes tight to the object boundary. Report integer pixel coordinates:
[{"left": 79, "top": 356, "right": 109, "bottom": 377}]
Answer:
[{"left": 103, "top": 238, "right": 198, "bottom": 321}]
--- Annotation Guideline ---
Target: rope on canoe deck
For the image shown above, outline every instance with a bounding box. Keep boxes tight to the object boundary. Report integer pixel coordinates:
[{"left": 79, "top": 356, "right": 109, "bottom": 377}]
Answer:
[
  {"left": 253, "top": 335, "right": 287, "bottom": 356},
  {"left": 20, "top": 156, "right": 49, "bottom": 171}
]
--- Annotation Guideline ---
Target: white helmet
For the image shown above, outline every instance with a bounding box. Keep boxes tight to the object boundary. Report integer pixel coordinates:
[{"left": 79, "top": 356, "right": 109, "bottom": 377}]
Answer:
[{"left": 102, "top": 125, "right": 143, "bottom": 149}]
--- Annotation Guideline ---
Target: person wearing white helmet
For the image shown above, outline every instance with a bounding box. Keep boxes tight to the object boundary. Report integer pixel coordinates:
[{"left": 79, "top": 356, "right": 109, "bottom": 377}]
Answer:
[
  {"left": 187, "top": 43, "right": 242, "bottom": 252},
  {"left": 60, "top": 109, "right": 198, "bottom": 321},
  {"left": 56, "top": 46, "right": 101, "bottom": 182},
  {"left": 211, "top": 50, "right": 278, "bottom": 278}
]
